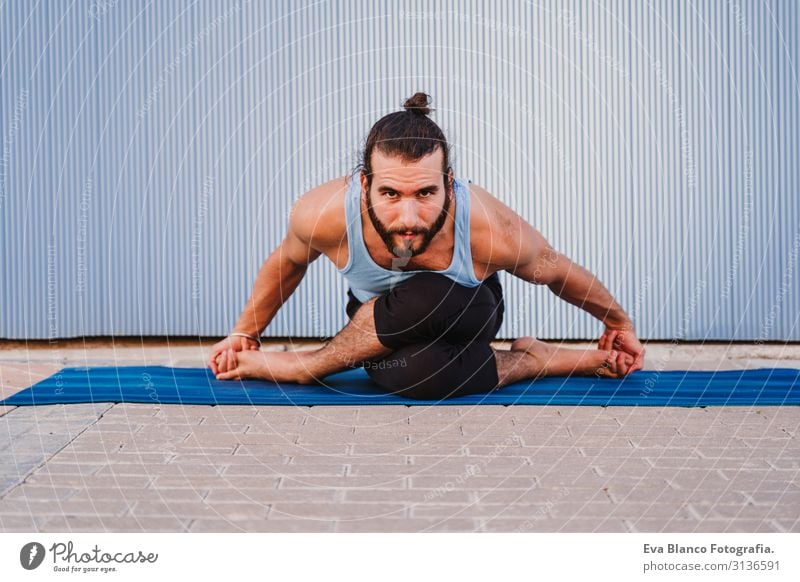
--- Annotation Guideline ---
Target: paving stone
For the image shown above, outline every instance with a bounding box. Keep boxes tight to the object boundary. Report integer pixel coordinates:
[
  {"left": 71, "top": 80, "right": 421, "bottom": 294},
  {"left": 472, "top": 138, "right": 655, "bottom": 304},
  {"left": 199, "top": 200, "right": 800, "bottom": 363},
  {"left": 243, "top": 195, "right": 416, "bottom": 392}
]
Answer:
[
  {"left": 204, "top": 488, "right": 340, "bottom": 504},
  {"left": 94, "top": 463, "right": 222, "bottom": 476},
  {"left": 153, "top": 475, "right": 282, "bottom": 489},
  {"left": 410, "top": 475, "right": 537, "bottom": 490},
  {"left": 347, "top": 462, "right": 473, "bottom": 477},
  {"left": 410, "top": 502, "right": 560, "bottom": 520},
  {"left": 67, "top": 488, "right": 208, "bottom": 502},
  {"left": 548, "top": 501, "right": 694, "bottom": 520},
  {"left": 279, "top": 475, "right": 407, "bottom": 489},
  {"left": 589, "top": 459, "right": 656, "bottom": 477},
  {"left": 678, "top": 425, "right": 791, "bottom": 438},
  {"left": 189, "top": 518, "right": 336, "bottom": 532},
  {"left": 99, "top": 404, "right": 161, "bottom": 417},
  {"left": 131, "top": 500, "right": 270, "bottom": 520},
  {"left": 626, "top": 517, "right": 781, "bottom": 533},
  {"left": 1, "top": 485, "right": 80, "bottom": 501},
  {"left": 293, "top": 454, "right": 409, "bottom": 465},
  {"left": 645, "top": 457, "right": 771, "bottom": 470},
  {"left": 630, "top": 436, "right": 747, "bottom": 449},
  {"left": 694, "top": 446, "right": 769, "bottom": 459},
  {"left": 608, "top": 488, "right": 748, "bottom": 505},
  {"left": 187, "top": 433, "right": 300, "bottom": 446},
  {"left": 473, "top": 488, "right": 588, "bottom": 505},
  {"left": 772, "top": 518, "right": 800, "bottom": 532},
  {"left": 520, "top": 446, "right": 585, "bottom": 460},
  {"left": 234, "top": 444, "right": 347, "bottom": 455},
  {"left": 765, "top": 458, "right": 800, "bottom": 470},
  {"left": 223, "top": 463, "right": 347, "bottom": 476},
  {"left": 53, "top": 451, "right": 176, "bottom": 464},
  {"left": 335, "top": 518, "right": 479, "bottom": 532},
  {"left": 0, "top": 513, "right": 51, "bottom": 531},
  {"left": 742, "top": 490, "right": 800, "bottom": 505},
  {"left": 40, "top": 515, "right": 190, "bottom": 532},
  {"left": 0, "top": 498, "right": 134, "bottom": 516},
  {"left": 354, "top": 426, "right": 462, "bottom": 438},
  {"left": 171, "top": 453, "right": 288, "bottom": 465},
  {"left": 270, "top": 502, "right": 407, "bottom": 520},
  {"left": 544, "top": 518, "right": 631, "bottom": 533},
  {"left": 343, "top": 488, "right": 471, "bottom": 504},
  {"left": 25, "top": 474, "right": 154, "bottom": 488},
  {"left": 254, "top": 407, "right": 309, "bottom": 422},
  {"left": 352, "top": 443, "right": 468, "bottom": 456},
  {"left": 80, "top": 422, "right": 143, "bottom": 433},
  {"left": 622, "top": 517, "right": 703, "bottom": 532},
  {"left": 718, "top": 469, "right": 800, "bottom": 488},
  {"left": 167, "top": 424, "right": 250, "bottom": 434},
  {"left": 688, "top": 503, "right": 788, "bottom": 520}
]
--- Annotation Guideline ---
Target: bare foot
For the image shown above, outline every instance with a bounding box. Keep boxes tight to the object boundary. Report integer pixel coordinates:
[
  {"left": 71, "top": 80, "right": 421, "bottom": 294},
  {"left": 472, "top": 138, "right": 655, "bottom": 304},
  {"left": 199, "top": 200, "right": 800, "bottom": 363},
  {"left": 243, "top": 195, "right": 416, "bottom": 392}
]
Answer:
[
  {"left": 214, "top": 350, "right": 316, "bottom": 384},
  {"left": 510, "top": 336, "right": 628, "bottom": 378}
]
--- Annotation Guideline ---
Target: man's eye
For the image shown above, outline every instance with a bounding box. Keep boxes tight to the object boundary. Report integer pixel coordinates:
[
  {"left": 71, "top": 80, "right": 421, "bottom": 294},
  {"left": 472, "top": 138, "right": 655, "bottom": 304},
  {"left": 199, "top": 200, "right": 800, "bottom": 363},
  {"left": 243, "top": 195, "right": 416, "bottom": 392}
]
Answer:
[
  {"left": 384, "top": 191, "right": 398, "bottom": 198},
  {"left": 418, "top": 190, "right": 432, "bottom": 197}
]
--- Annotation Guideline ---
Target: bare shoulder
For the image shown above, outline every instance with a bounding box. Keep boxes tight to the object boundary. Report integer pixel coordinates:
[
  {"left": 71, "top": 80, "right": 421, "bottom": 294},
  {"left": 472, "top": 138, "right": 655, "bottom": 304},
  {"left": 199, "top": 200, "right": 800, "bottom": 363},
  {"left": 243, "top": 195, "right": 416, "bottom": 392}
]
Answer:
[
  {"left": 289, "top": 175, "right": 350, "bottom": 248},
  {"left": 467, "top": 182, "right": 538, "bottom": 269}
]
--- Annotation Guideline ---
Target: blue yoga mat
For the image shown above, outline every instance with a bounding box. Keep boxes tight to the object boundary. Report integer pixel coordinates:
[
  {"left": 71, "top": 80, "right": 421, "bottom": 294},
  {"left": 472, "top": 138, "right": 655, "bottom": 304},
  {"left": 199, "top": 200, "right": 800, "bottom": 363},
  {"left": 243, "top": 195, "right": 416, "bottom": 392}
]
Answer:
[{"left": 2, "top": 366, "right": 799, "bottom": 407}]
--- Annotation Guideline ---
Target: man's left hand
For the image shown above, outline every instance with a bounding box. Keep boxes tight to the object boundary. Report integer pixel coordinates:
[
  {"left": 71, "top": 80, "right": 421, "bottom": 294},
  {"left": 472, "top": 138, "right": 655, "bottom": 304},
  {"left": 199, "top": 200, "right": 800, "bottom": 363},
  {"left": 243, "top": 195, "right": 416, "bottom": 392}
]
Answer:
[{"left": 599, "top": 328, "right": 646, "bottom": 375}]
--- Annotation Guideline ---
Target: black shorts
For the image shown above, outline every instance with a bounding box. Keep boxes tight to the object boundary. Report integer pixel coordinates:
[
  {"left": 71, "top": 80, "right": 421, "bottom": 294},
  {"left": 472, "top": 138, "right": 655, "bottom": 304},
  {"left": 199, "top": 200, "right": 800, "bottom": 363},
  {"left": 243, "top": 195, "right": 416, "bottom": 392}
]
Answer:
[{"left": 345, "top": 271, "right": 505, "bottom": 400}]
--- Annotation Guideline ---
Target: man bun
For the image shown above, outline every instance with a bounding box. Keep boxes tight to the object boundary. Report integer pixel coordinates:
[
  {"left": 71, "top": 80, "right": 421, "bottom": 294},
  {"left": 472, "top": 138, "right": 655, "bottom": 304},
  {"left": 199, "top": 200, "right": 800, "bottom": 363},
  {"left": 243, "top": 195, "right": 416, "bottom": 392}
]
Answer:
[{"left": 403, "top": 92, "right": 432, "bottom": 115}]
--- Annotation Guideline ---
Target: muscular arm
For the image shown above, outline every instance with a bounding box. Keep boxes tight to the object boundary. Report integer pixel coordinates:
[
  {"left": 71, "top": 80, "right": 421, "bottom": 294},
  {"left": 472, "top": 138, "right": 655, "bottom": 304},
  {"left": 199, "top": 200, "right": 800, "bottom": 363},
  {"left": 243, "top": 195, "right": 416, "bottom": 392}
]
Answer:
[
  {"left": 231, "top": 196, "right": 323, "bottom": 337},
  {"left": 474, "top": 186, "right": 633, "bottom": 329},
  {"left": 512, "top": 235, "right": 633, "bottom": 329}
]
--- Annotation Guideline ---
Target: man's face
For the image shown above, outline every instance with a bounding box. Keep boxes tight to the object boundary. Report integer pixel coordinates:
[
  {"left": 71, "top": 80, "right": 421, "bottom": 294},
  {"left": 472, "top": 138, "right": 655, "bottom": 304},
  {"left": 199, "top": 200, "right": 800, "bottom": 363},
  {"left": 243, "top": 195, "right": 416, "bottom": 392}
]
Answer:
[{"left": 361, "top": 148, "right": 452, "bottom": 261}]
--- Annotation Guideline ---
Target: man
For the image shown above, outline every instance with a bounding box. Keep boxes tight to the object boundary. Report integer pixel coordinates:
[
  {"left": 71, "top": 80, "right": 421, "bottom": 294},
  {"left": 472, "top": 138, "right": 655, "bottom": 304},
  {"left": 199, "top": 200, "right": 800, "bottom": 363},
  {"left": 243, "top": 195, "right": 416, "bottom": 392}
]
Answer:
[{"left": 208, "top": 92, "right": 645, "bottom": 399}]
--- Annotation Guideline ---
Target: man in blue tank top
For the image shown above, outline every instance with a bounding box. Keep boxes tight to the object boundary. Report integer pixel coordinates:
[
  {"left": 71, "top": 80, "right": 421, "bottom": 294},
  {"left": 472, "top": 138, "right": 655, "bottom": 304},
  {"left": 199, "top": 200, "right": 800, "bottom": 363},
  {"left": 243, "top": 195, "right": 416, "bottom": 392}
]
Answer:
[{"left": 209, "top": 93, "right": 645, "bottom": 399}]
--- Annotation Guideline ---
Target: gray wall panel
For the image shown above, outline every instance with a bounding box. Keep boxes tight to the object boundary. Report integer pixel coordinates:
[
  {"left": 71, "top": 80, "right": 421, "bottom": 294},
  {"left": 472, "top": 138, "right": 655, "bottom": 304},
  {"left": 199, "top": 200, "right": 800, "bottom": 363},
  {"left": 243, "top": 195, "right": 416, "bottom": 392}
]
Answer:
[{"left": 1, "top": 1, "right": 797, "bottom": 340}]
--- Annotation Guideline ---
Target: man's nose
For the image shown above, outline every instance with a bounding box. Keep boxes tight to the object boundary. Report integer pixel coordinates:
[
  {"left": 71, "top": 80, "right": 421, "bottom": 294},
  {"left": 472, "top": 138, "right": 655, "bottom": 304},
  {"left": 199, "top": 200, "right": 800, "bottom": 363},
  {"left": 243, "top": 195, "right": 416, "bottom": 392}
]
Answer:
[{"left": 397, "top": 199, "right": 421, "bottom": 229}]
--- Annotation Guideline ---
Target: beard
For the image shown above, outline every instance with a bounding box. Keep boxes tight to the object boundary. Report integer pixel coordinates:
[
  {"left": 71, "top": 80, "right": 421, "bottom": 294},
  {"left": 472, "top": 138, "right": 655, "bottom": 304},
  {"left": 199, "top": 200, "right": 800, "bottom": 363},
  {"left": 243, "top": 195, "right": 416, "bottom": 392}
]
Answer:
[{"left": 365, "top": 187, "right": 452, "bottom": 264}]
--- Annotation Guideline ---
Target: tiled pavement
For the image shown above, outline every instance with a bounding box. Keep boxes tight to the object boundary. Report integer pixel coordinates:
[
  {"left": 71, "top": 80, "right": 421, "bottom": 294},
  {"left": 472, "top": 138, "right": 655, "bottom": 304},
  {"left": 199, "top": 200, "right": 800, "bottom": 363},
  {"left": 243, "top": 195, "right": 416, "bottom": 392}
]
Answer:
[{"left": 1, "top": 340, "right": 798, "bottom": 533}]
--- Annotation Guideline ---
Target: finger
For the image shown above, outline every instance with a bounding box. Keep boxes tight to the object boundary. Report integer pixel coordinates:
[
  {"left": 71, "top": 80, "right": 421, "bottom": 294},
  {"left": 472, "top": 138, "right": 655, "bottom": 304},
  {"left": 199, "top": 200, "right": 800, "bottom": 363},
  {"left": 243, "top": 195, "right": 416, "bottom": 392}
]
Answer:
[
  {"left": 617, "top": 352, "right": 634, "bottom": 376},
  {"left": 596, "top": 353, "right": 613, "bottom": 378},
  {"left": 218, "top": 351, "right": 229, "bottom": 373},
  {"left": 611, "top": 331, "right": 623, "bottom": 349},
  {"left": 609, "top": 350, "right": 621, "bottom": 375},
  {"left": 208, "top": 351, "right": 219, "bottom": 375},
  {"left": 215, "top": 370, "right": 240, "bottom": 381},
  {"left": 228, "top": 349, "right": 237, "bottom": 370}
]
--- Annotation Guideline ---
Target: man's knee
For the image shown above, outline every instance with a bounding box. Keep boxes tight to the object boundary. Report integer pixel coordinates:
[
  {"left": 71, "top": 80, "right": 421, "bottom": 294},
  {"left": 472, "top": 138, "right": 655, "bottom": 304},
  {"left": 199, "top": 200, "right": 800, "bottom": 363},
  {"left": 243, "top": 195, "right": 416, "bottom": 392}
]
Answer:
[
  {"left": 369, "top": 361, "right": 454, "bottom": 400},
  {"left": 374, "top": 273, "right": 475, "bottom": 349},
  {"left": 367, "top": 341, "right": 498, "bottom": 400}
]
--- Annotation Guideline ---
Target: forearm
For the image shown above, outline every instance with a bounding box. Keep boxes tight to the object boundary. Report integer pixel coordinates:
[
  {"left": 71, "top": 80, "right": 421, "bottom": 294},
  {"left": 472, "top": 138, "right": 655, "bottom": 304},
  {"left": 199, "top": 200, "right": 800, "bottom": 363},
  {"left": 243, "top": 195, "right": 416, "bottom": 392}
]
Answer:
[
  {"left": 232, "top": 248, "right": 308, "bottom": 337},
  {"left": 547, "top": 262, "right": 633, "bottom": 329}
]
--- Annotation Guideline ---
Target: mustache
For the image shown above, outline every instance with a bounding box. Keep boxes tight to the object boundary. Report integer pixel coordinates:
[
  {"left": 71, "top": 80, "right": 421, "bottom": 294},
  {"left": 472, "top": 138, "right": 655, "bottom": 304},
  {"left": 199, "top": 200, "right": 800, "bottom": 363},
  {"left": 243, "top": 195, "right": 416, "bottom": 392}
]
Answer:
[{"left": 387, "top": 228, "right": 428, "bottom": 235}]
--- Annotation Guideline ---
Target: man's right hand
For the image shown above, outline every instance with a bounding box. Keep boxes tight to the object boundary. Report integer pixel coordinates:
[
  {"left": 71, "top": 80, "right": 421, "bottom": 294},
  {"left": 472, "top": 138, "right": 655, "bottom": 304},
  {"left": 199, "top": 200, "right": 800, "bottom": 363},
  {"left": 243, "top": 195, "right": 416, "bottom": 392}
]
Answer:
[
  {"left": 599, "top": 328, "right": 646, "bottom": 375},
  {"left": 208, "top": 335, "right": 261, "bottom": 375}
]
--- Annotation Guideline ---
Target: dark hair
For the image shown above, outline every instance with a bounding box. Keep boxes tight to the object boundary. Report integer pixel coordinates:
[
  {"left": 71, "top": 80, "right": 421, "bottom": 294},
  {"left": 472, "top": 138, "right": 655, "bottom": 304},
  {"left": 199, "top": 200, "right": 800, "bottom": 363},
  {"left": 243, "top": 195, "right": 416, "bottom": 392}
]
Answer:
[{"left": 355, "top": 92, "right": 452, "bottom": 191}]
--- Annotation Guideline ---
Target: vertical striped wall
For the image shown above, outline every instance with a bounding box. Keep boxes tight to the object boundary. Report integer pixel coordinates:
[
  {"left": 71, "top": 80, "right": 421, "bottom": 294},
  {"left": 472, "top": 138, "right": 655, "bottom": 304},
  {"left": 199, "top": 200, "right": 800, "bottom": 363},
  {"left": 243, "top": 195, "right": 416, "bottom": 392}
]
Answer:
[{"left": 1, "top": 1, "right": 798, "bottom": 340}]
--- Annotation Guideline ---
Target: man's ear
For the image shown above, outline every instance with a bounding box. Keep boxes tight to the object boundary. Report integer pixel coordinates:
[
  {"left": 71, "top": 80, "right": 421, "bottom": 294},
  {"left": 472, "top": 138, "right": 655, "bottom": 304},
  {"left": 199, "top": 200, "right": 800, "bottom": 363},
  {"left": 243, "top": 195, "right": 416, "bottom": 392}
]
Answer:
[
  {"left": 359, "top": 172, "right": 370, "bottom": 204},
  {"left": 446, "top": 167, "right": 454, "bottom": 193}
]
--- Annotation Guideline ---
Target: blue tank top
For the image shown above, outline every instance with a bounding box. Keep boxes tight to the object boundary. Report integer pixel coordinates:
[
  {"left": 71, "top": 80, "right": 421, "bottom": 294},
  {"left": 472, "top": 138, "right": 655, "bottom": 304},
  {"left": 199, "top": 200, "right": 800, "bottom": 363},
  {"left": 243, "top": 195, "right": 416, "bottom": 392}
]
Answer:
[{"left": 337, "top": 175, "right": 483, "bottom": 302}]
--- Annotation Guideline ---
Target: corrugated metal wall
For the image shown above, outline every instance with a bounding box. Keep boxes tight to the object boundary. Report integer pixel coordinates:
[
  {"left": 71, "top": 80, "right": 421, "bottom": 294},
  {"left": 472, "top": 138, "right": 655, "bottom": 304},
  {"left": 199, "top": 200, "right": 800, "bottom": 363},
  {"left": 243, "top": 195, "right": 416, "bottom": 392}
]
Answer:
[{"left": 1, "top": 1, "right": 798, "bottom": 341}]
